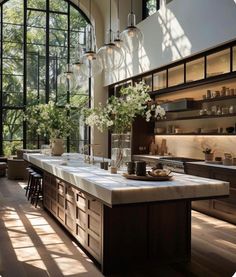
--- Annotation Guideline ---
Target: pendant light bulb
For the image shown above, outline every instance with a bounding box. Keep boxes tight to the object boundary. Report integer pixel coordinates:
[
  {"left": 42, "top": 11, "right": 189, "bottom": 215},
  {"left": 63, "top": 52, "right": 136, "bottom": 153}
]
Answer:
[{"left": 120, "top": 0, "right": 143, "bottom": 53}]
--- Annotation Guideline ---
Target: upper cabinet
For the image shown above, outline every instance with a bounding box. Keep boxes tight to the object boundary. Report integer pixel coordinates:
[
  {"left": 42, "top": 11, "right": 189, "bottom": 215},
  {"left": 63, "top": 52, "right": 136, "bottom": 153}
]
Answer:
[
  {"left": 153, "top": 70, "right": 167, "bottom": 90},
  {"left": 186, "top": 57, "right": 204, "bottom": 82},
  {"left": 109, "top": 39, "right": 236, "bottom": 97},
  {"left": 206, "top": 49, "right": 230, "bottom": 78},
  {"left": 168, "top": 65, "right": 184, "bottom": 87}
]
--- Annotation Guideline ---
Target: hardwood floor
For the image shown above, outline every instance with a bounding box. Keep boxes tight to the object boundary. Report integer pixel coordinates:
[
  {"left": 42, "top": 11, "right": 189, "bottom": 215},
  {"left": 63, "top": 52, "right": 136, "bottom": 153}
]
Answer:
[{"left": 0, "top": 177, "right": 235, "bottom": 277}]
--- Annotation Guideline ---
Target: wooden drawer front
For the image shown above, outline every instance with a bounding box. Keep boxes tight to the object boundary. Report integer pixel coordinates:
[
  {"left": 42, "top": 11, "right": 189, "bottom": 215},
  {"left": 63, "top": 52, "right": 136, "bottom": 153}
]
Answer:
[
  {"left": 51, "top": 176, "right": 57, "bottom": 188},
  {"left": 51, "top": 188, "right": 57, "bottom": 201},
  {"left": 66, "top": 185, "right": 74, "bottom": 201},
  {"left": 51, "top": 201, "right": 57, "bottom": 215},
  {"left": 76, "top": 194, "right": 86, "bottom": 211},
  {"left": 58, "top": 194, "right": 64, "bottom": 208},
  {"left": 44, "top": 195, "right": 51, "bottom": 210},
  {"left": 57, "top": 207, "right": 65, "bottom": 222},
  {"left": 44, "top": 184, "right": 51, "bottom": 196},
  {"left": 192, "top": 200, "right": 212, "bottom": 212},
  {"left": 185, "top": 164, "right": 211, "bottom": 178},
  {"left": 88, "top": 235, "right": 101, "bottom": 261},
  {"left": 66, "top": 199, "right": 75, "bottom": 218},
  {"left": 88, "top": 198, "right": 102, "bottom": 216},
  {"left": 58, "top": 182, "right": 65, "bottom": 195},
  {"left": 65, "top": 215, "right": 74, "bottom": 231},
  {"left": 76, "top": 207, "right": 87, "bottom": 230},
  {"left": 88, "top": 213, "right": 101, "bottom": 237},
  {"left": 76, "top": 224, "right": 87, "bottom": 245}
]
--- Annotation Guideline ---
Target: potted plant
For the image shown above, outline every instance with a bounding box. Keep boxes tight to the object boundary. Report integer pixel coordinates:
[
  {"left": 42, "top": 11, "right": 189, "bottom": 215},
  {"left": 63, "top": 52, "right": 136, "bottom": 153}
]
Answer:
[
  {"left": 203, "top": 147, "right": 214, "bottom": 161},
  {"left": 83, "top": 82, "right": 166, "bottom": 168},
  {"left": 24, "top": 101, "right": 80, "bottom": 156}
]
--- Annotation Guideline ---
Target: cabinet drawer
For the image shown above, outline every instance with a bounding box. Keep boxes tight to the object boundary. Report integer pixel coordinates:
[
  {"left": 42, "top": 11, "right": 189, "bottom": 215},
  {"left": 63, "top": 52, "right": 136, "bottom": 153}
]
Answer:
[
  {"left": 58, "top": 194, "right": 64, "bottom": 207},
  {"left": 65, "top": 199, "right": 75, "bottom": 218},
  {"left": 58, "top": 182, "right": 65, "bottom": 195},
  {"left": 88, "top": 198, "right": 102, "bottom": 216},
  {"left": 66, "top": 185, "right": 75, "bottom": 201},
  {"left": 76, "top": 207, "right": 87, "bottom": 230},
  {"left": 65, "top": 214, "right": 74, "bottom": 231},
  {"left": 88, "top": 235, "right": 101, "bottom": 261},
  {"left": 57, "top": 206, "right": 65, "bottom": 222},
  {"left": 76, "top": 224, "right": 87, "bottom": 245},
  {"left": 88, "top": 214, "right": 101, "bottom": 237},
  {"left": 76, "top": 193, "right": 86, "bottom": 211}
]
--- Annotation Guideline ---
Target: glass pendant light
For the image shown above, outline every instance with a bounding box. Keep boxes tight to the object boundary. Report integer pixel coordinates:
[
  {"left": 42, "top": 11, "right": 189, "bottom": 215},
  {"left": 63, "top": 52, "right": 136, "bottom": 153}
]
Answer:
[
  {"left": 81, "top": 0, "right": 102, "bottom": 77},
  {"left": 98, "top": 0, "right": 124, "bottom": 71},
  {"left": 58, "top": 63, "right": 77, "bottom": 91},
  {"left": 120, "top": 0, "right": 143, "bottom": 53},
  {"left": 114, "top": 0, "right": 125, "bottom": 51}
]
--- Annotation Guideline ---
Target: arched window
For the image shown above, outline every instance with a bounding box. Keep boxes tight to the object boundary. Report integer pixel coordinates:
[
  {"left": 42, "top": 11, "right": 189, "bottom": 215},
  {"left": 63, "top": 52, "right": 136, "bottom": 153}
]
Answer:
[{"left": 0, "top": 0, "right": 90, "bottom": 155}]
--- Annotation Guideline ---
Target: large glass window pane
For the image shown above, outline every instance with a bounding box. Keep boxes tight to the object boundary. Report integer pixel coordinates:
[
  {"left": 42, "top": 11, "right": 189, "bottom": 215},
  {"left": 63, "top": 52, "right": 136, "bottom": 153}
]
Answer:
[
  {"left": 207, "top": 49, "right": 230, "bottom": 77},
  {"left": 3, "top": 110, "right": 23, "bottom": 140},
  {"left": 186, "top": 57, "right": 204, "bottom": 82},
  {"left": 3, "top": 0, "right": 23, "bottom": 24},
  {"left": 2, "top": 58, "right": 23, "bottom": 75},
  {"left": 70, "top": 7, "right": 87, "bottom": 31},
  {"left": 27, "top": 0, "right": 46, "bottom": 10},
  {"left": 3, "top": 75, "right": 24, "bottom": 94},
  {"left": 27, "top": 27, "right": 46, "bottom": 44},
  {"left": 3, "top": 91, "right": 23, "bottom": 107},
  {"left": 3, "top": 24, "right": 24, "bottom": 43},
  {"left": 153, "top": 70, "right": 166, "bottom": 90},
  {"left": 50, "top": 30, "right": 67, "bottom": 46},
  {"left": 50, "top": 1, "right": 68, "bottom": 13},
  {"left": 3, "top": 42, "right": 23, "bottom": 58},
  {"left": 27, "top": 10, "right": 46, "bottom": 28},
  {"left": 168, "top": 64, "right": 184, "bottom": 87},
  {"left": 50, "top": 13, "right": 68, "bottom": 30}
]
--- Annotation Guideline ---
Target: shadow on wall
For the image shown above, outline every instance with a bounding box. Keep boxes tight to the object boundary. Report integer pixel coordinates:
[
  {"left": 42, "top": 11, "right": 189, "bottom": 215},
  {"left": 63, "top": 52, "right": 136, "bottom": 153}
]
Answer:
[{"left": 106, "top": 1, "right": 192, "bottom": 85}]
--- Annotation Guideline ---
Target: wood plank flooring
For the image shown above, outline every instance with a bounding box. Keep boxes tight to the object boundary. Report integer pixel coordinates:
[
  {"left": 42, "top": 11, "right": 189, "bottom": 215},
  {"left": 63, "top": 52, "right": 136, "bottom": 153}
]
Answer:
[{"left": 0, "top": 177, "right": 235, "bottom": 277}]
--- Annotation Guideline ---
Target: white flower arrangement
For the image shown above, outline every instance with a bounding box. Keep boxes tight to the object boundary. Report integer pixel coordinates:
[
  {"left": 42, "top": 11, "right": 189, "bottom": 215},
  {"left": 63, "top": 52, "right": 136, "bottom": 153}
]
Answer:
[{"left": 84, "top": 82, "right": 166, "bottom": 133}]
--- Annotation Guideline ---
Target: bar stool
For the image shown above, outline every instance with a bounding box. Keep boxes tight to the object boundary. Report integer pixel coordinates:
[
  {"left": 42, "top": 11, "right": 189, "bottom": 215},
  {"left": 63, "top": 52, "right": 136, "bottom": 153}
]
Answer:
[
  {"left": 30, "top": 173, "right": 43, "bottom": 208},
  {"left": 27, "top": 171, "right": 38, "bottom": 201},
  {"left": 25, "top": 167, "right": 34, "bottom": 197}
]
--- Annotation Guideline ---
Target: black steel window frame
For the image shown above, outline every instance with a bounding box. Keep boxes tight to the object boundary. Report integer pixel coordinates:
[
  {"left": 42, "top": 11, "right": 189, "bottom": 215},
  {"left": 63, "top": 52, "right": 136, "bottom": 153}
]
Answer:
[{"left": 0, "top": 0, "right": 91, "bottom": 155}]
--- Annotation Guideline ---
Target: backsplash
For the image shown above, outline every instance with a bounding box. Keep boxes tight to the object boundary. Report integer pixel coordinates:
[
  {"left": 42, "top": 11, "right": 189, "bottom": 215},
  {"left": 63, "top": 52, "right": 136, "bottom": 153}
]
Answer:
[{"left": 155, "top": 136, "right": 236, "bottom": 159}]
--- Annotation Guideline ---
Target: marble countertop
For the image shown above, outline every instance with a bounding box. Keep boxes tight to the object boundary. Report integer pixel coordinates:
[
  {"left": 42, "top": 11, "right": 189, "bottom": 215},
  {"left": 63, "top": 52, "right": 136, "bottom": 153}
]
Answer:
[
  {"left": 187, "top": 161, "right": 236, "bottom": 170},
  {"left": 24, "top": 153, "right": 229, "bottom": 206}
]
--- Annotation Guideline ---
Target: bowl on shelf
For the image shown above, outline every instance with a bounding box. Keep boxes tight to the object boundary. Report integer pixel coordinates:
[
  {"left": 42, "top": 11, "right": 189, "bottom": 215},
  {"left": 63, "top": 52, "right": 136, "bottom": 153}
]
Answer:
[
  {"left": 226, "top": 127, "right": 234, "bottom": 133},
  {"left": 155, "top": 127, "right": 166, "bottom": 134}
]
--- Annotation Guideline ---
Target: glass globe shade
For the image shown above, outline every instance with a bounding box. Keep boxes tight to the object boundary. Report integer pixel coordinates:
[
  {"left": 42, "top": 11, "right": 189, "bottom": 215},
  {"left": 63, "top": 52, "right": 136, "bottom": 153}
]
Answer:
[
  {"left": 120, "top": 26, "right": 143, "bottom": 53},
  {"left": 80, "top": 53, "right": 103, "bottom": 78},
  {"left": 58, "top": 68, "right": 77, "bottom": 91},
  {"left": 98, "top": 43, "right": 124, "bottom": 71}
]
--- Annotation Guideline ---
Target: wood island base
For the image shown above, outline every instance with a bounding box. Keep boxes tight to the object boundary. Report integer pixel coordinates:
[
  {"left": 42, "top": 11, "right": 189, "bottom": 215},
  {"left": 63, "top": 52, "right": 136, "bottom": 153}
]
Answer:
[{"left": 43, "top": 171, "right": 191, "bottom": 275}]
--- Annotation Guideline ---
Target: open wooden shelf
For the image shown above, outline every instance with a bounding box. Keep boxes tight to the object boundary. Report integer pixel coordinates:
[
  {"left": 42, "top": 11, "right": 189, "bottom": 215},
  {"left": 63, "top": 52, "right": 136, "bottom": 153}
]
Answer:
[
  {"left": 157, "top": 112, "right": 236, "bottom": 122},
  {"left": 154, "top": 133, "right": 236, "bottom": 136}
]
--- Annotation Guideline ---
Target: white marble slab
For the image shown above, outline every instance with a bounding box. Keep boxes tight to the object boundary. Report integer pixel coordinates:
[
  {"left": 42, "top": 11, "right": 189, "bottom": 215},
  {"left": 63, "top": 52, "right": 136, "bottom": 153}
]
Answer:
[
  {"left": 188, "top": 161, "right": 236, "bottom": 170},
  {"left": 24, "top": 153, "right": 229, "bottom": 206}
]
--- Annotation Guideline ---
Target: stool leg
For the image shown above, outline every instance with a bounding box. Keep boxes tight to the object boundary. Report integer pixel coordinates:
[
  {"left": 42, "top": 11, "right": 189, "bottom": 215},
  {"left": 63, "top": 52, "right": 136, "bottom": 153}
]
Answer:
[{"left": 25, "top": 173, "right": 32, "bottom": 197}]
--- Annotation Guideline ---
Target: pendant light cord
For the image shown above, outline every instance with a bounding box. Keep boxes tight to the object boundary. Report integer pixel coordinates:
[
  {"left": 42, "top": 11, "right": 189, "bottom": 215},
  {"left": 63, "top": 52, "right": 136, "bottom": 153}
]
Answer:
[
  {"left": 109, "top": 0, "right": 112, "bottom": 43},
  {"left": 131, "top": 0, "right": 133, "bottom": 14},
  {"left": 89, "top": 0, "right": 92, "bottom": 51}
]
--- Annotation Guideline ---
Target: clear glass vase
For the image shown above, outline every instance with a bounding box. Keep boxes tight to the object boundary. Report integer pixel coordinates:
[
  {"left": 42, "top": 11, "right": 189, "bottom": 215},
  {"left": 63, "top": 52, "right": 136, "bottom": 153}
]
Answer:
[{"left": 111, "top": 133, "right": 131, "bottom": 169}]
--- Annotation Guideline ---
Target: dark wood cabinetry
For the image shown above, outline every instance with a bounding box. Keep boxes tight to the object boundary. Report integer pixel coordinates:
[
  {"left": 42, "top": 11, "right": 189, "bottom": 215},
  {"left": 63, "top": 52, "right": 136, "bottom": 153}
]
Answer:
[{"left": 185, "top": 163, "right": 236, "bottom": 224}]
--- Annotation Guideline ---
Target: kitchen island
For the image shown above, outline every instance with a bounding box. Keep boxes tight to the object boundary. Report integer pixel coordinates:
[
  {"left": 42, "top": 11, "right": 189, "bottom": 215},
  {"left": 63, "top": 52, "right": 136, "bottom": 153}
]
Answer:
[{"left": 24, "top": 153, "right": 229, "bottom": 275}]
